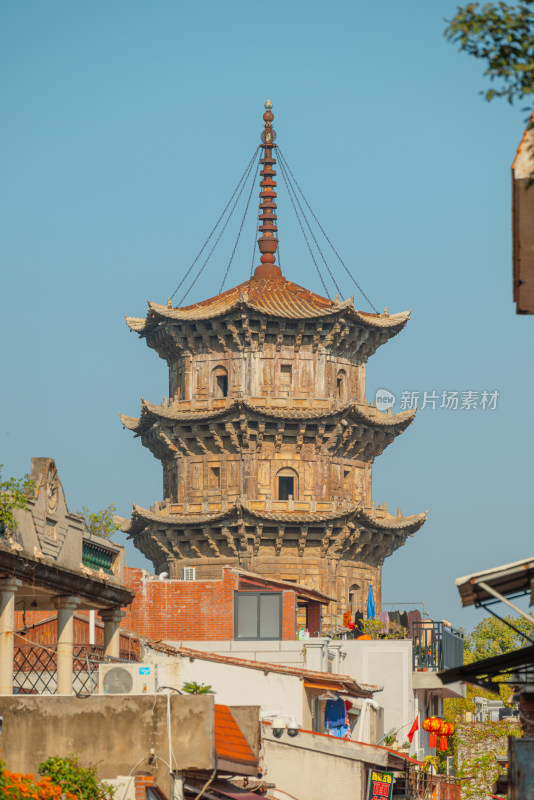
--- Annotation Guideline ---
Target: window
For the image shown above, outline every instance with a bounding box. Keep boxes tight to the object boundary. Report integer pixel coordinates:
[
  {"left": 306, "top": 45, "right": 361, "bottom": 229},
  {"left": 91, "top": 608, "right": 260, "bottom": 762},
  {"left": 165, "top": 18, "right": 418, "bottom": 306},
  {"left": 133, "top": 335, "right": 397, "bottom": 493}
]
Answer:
[
  {"left": 209, "top": 466, "right": 221, "bottom": 489},
  {"left": 348, "top": 583, "right": 360, "bottom": 606},
  {"left": 213, "top": 366, "right": 229, "bottom": 398},
  {"left": 182, "top": 567, "right": 196, "bottom": 581},
  {"left": 336, "top": 369, "right": 346, "bottom": 399},
  {"left": 277, "top": 468, "right": 298, "bottom": 500},
  {"left": 280, "top": 364, "right": 292, "bottom": 386},
  {"left": 234, "top": 592, "right": 282, "bottom": 639}
]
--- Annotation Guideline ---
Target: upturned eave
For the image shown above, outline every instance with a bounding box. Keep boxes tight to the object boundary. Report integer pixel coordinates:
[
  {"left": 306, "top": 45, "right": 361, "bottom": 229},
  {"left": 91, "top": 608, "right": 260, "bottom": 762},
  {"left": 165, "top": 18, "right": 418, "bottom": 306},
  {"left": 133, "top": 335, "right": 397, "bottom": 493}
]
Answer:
[
  {"left": 122, "top": 501, "right": 427, "bottom": 538},
  {"left": 120, "top": 397, "right": 416, "bottom": 436}
]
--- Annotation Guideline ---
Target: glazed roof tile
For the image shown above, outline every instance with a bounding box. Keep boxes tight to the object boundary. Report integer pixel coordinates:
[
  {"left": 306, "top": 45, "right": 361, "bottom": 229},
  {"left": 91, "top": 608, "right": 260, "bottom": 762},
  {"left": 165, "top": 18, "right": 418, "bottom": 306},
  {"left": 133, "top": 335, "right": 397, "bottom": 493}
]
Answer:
[
  {"left": 126, "top": 275, "right": 410, "bottom": 331},
  {"left": 214, "top": 704, "right": 257, "bottom": 766}
]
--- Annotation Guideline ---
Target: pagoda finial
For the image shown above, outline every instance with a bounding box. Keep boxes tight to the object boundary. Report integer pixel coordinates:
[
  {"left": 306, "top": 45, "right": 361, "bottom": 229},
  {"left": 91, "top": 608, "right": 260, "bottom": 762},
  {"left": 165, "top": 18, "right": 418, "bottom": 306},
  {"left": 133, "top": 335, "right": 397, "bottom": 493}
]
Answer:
[{"left": 253, "top": 99, "right": 282, "bottom": 279}]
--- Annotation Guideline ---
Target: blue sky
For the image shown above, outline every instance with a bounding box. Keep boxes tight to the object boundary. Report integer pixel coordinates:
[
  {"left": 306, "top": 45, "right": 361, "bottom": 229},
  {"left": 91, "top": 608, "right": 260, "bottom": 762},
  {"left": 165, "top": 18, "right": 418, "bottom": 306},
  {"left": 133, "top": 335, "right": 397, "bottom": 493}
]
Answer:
[{"left": 1, "top": 1, "right": 532, "bottom": 633}]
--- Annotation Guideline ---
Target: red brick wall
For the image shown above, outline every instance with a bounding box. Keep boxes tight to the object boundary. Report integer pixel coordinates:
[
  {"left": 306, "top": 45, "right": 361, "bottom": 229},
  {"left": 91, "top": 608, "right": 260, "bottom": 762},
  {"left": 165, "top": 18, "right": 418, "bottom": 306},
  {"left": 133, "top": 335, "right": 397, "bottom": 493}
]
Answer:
[
  {"left": 281, "top": 591, "right": 296, "bottom": 640},
  {"left": 122, "top": 567, "right": 300, "bottom": 641},
  {"left": 134, "top": 774, "right": 155, "bottom": 800},
  {"left": 121, "top": 567, "right": 238, "bottom": 640}
]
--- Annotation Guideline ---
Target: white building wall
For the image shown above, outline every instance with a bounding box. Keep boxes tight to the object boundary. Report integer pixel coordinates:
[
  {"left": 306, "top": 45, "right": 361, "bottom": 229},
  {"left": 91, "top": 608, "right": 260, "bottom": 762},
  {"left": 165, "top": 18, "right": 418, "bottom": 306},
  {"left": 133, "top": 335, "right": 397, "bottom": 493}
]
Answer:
[
  {"left": 167, "top": 639, "right": 306, "bottom": 665},
  {"left": 144, "top": 648, "right": 304, "bottom": 726},
  {"left": 339, "top": 640, "right": 415, "bottom": 743}
]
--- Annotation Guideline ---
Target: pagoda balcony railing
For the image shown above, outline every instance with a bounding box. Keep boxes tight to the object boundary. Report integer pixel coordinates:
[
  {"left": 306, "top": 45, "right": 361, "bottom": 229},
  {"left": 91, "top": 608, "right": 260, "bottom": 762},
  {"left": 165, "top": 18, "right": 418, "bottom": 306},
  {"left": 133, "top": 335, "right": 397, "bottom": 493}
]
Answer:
[
  {"left": 154, "top": 497, "right": 394, "bottom": 519},
  {"left": 412, "top": 621, "right": 464, "bottom": 672},
  {"left": 165, "top": 393, "right": 369, "bottom": 413}
]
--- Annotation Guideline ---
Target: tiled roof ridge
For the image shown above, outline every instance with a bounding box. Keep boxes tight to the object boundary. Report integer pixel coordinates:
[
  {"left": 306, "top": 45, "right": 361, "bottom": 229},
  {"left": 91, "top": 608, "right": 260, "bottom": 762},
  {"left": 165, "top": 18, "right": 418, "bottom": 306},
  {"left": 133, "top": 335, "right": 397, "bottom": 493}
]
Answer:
[
  {"left": 230, "top": 566, "right": 336, "bottom": 603},
  {"left": 214, "top": 704, "right": 257, "bottom": 765},
  {"left": 142, "top": 637, "right": 376, "bottom": 695},
  {"left": 125, "top": 280, "right": 410, "bottom": 329},
  {"left": 119, "top": 397, "right": 416, "bottom": 433},
  {"left": 123, "top": 500, "right": 427, "bottom": 535}
]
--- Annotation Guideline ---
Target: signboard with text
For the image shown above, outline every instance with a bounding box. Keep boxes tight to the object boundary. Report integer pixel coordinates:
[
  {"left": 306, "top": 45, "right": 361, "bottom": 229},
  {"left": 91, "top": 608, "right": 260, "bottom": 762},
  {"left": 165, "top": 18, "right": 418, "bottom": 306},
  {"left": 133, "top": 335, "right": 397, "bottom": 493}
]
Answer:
[{"left": 367, "top": 769, "right": 394, "bottom": 800}]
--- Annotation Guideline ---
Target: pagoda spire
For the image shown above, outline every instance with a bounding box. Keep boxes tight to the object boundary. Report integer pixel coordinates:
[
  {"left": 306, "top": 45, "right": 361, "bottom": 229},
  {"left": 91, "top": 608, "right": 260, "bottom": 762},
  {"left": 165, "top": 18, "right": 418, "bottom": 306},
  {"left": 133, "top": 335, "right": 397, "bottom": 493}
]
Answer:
[{"left": 254, "top": 99, "right": 282, "bottom": 279}]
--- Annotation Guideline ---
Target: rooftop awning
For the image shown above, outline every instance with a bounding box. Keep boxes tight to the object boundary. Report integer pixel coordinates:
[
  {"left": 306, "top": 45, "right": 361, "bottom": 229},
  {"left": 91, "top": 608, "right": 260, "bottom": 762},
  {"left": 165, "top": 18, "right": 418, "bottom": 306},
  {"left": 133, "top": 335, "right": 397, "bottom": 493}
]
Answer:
[
  {"left": 455, "top": 557, "right": 534, "bottom": 609},
  {"left": 303, "top": 680, "right": 346, "bottom": 692},
  {"left": 439, "top": 644, "right": 534, "bottom": 692}
]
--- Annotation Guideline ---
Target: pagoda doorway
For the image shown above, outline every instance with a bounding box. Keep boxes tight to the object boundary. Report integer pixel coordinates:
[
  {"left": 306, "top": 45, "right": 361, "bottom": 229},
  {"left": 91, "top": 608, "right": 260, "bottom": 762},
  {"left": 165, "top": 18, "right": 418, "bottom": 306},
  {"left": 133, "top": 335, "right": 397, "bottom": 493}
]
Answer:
[
  {"left": 277, "top": 468, "right": 298, "bottom": 501},
  {"left": 213, "top": 366, "right": 229, "bottom": 398}
]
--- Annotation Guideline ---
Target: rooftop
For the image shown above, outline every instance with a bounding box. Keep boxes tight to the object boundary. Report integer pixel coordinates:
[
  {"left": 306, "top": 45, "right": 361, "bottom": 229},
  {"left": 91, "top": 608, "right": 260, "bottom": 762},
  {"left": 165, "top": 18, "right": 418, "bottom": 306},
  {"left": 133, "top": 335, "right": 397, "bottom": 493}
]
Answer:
[{"left": 143, "top": 638, "right": 379, "bottom": 697}]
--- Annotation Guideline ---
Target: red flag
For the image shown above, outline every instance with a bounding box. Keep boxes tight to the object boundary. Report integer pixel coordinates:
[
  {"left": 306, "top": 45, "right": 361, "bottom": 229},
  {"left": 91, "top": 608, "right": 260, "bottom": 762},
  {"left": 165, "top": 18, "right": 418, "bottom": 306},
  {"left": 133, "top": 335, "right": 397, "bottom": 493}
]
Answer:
[{"left": 407, "top": 715, "right": 419, "bottom": 743}]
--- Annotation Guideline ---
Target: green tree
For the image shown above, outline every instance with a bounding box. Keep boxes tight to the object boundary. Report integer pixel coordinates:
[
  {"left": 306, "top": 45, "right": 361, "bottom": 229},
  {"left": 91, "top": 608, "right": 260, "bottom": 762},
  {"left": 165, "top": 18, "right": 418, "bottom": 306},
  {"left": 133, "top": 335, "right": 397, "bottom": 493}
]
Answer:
[
  {"left": 182, "top": 681, "right": 214, "bottom": 695},
  {"left": 38, "top": 754, "right": 115, "bottom": 799},
  {"left": 445, "top": 2, "right": 534, "bottom": 104},
  {"left": 0, "top": 465, "right": 35, "bottom": 536},
  {"left": 78, "top": 503, "right": 120, "bottom": 540},
  {"left": 464, "top": 613, "right": 533, "bottom": 663}
]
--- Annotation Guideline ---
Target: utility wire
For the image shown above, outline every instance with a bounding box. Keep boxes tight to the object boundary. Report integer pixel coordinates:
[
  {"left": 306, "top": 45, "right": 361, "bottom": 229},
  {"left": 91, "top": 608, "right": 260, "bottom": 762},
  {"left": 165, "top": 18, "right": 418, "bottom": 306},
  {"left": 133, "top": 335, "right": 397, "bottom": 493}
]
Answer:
[
  {"left": 278, "top": 150, "right": 342, "bottom": 298},
  {"left": 278, "top": 147, "right": 379, "bottom": 313},
  {"left": 277, "top": 154, "right": 330, "bottom": 298},
  {"left": 249, "top": 216, "right": 261, "bottom": 277},
  {"left": 170, "top": 147, "right": 259, "bottom": 302},
  {"left": 179, "top": 148, "right": 259, "bottom": 305},
  {"left": 220, "top": 151, "right": 261, "bottom": 293}
]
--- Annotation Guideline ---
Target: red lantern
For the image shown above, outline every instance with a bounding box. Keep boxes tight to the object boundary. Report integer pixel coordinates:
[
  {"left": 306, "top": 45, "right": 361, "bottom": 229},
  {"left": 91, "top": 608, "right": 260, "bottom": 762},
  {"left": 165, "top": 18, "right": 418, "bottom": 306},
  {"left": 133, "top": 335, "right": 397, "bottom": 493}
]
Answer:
[
  {"left": 437, "top": 721, "right": 455, "bottom": 751},
  {"left": 422, "top": 716, "right": 442, "bottom": 748}
]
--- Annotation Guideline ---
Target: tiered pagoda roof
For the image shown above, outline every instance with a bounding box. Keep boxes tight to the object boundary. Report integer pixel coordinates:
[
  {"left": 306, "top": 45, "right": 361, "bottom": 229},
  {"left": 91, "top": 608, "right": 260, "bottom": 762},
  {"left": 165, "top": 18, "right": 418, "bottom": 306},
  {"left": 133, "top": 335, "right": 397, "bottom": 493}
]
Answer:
[
  {"left": 126, "top": 276, "right": 410, "bottom": 330},
  {"left": 120, "top": 100, "right": 426, "bottom": 601}
]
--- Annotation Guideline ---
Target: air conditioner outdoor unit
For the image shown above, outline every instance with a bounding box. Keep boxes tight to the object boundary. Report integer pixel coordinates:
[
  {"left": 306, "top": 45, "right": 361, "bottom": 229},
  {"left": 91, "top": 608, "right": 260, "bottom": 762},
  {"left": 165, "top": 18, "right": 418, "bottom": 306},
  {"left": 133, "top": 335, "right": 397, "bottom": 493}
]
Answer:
[{"left": 98, "top": 663, "right": 157, "bottom": 695}]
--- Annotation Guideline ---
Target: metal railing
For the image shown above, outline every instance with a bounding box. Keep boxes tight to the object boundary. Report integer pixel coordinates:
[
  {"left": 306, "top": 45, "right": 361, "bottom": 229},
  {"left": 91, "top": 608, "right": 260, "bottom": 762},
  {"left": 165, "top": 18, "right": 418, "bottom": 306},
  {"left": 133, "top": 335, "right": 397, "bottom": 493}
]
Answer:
[
  {"left": 412, "top": 621, "right": 463, "bottom": 672},
  {"left": 14, "top": 644, "right": 139, "bottom": 695}
]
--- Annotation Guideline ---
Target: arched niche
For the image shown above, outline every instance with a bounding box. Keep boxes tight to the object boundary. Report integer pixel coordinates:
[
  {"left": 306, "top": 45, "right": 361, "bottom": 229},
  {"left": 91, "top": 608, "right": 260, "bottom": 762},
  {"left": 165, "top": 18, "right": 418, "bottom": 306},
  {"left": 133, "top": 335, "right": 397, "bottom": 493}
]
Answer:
[
  {"left": 212, "top": 366, "right": 229, "bottom": 398},
  {"left": 348, "top": 583, "right": 361, "bottom": 608},
  {"left": 336, "top": 369, "right": 347, "bottom": 401},
  {"left": 276, "top": 467, "right": 298, "bottom": 501}
]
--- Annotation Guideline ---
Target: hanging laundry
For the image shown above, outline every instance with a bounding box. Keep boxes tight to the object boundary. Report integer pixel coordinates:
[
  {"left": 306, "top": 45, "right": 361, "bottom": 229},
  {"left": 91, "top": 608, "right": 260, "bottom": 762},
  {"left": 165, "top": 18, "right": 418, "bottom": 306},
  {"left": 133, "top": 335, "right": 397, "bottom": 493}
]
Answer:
[
  {"left": 399, "top": 611, "right": 409, "bottom": 630},
  {"left": 407, "top": 609, "right": 421, "bottom": 636},
  {"left": 342, "top": 609, "right": 352, "bottom": 628},
  {"left": 325, "top": 697, "right": 350, "bottom": 738},
  {"left": 378, "top": 610, "right": 389, "bottom": 634},
  {"left": 354, "top": 611, "right": 364, "bottom": 635},
  {"left": 388, "top": 610, "right": 400, "bottom": 627},
  {"left": 329, "top": 723, "right": 351, "bottom": 738},
  {"left": 324, "top": 697, "right": 346, "bottom": 729}
]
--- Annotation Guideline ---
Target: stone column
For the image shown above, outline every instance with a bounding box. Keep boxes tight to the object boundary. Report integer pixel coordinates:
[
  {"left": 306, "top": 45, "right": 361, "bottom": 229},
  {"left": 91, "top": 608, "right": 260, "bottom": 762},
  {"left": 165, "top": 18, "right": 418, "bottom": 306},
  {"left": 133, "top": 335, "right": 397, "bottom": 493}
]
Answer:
[
  {"left": 56, "top": 596, "right": 80, "bottom": 695},
  {"left": 0, "top": 578, "right": 22, "bottom": 695},
  {"left": 100, "top": 608, "right": 124, "bottom": 659}
]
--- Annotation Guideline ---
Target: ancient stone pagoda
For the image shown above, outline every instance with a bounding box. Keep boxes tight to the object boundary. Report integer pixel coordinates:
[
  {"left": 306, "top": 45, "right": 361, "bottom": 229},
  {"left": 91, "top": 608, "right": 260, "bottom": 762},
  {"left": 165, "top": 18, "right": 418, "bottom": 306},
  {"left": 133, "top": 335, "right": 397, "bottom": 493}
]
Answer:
[{"left": 121, "top": 101, "right": 426, "bottom": 608}]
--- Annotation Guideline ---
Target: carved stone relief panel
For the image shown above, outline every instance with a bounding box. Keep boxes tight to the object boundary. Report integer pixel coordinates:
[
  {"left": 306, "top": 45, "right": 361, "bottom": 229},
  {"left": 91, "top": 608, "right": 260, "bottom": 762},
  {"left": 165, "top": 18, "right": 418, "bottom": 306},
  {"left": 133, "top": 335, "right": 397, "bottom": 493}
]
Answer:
[
  {"left": 303, "top": 462, "right": 314, "bottom": 494},
  {"left": 331, "top": 463, "right": 342, "bottom": 495},
  {"left": 262, "top": 359, "right": 273, "bottom": 392},
  {"left": 163, "top": 460, "right": 179, "bottom": 502},
  {"left": 46, "top": 467, "right": 59, "bottom": 518},
  {"left": 191, "top": 462, "right": 203, "bottom": 492},
  {"left": 232, "top": 359, "right": 242, "bottom": 394},
  {"left": 227, "top": 461, "right": 240, "bottom": 491},
  {"left": 258, "top": 461, "right": 270, "bottom": 490},
  {"left": 300, "top": 361, "right": 312, "bottom": 391},
  {"left": 195, "top": 362, "right": 208, "bottom": 395}
]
